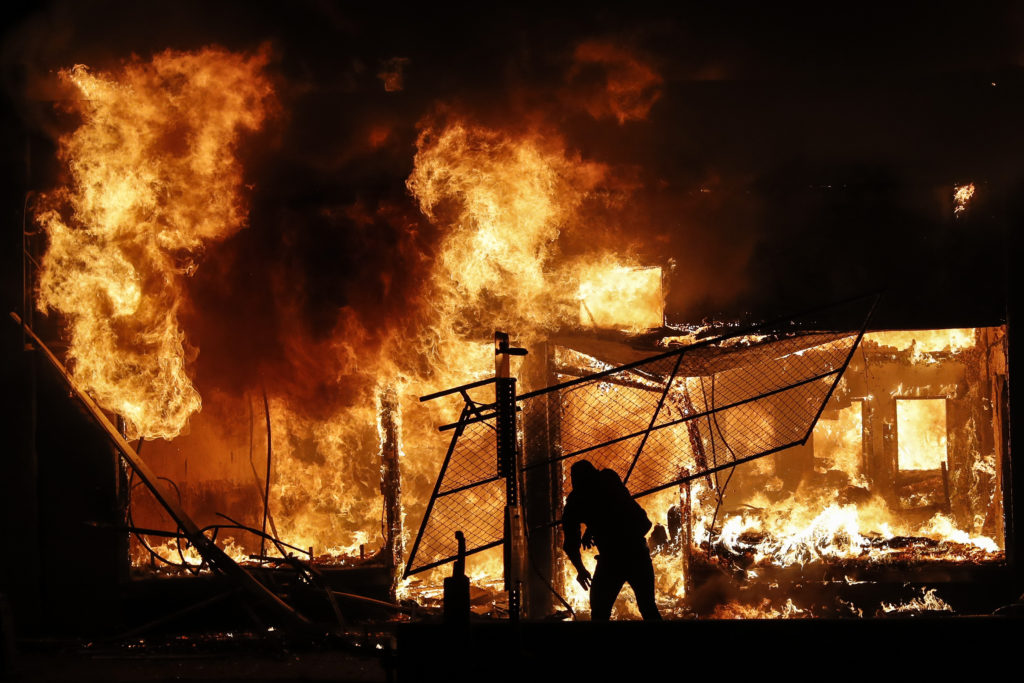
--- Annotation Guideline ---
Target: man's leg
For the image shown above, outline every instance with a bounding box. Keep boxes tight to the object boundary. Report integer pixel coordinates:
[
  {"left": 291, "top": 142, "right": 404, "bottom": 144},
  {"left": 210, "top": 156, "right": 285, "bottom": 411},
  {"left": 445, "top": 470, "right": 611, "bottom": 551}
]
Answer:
[
  {"left": 627, "top": 550, "right": 662, "bottom": 621},
  {"left": 589, "top": 558, "right": 625, "bottom": 621}
]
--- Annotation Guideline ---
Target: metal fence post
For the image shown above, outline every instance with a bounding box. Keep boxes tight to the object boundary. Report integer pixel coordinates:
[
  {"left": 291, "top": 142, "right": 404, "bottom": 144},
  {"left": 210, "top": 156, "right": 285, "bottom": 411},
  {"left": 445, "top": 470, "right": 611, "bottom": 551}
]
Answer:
[{"left": 495, "top": 331, "right": 527, "bottom": 620}]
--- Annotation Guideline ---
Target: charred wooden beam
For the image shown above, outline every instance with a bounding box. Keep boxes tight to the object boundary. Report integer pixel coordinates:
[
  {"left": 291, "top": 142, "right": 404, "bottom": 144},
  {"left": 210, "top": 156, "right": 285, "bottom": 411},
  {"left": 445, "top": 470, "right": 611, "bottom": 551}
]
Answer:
[{"left": 379, "top": 384, "right": 404, "bottom": 598}]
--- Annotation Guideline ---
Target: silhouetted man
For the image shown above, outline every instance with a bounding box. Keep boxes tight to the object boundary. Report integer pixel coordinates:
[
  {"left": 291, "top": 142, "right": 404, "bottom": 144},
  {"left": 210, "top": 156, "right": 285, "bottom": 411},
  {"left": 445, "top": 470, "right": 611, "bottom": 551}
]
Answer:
[{"left": 562, "top": 459, "right": 662, "bottom": 620}]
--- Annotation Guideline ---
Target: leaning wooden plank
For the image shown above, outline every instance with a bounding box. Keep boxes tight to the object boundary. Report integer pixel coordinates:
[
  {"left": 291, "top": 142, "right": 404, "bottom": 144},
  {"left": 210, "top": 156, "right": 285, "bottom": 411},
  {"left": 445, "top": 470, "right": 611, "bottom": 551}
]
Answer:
[{"left": 10, "top": 312, "right": 310, "bottom": 628}]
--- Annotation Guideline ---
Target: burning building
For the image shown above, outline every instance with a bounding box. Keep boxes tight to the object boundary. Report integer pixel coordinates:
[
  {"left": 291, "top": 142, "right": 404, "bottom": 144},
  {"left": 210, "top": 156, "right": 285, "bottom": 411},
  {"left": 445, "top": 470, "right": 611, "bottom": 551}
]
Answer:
[{"left": 0, "top": 2, "right": 1019, "bottom": 678}]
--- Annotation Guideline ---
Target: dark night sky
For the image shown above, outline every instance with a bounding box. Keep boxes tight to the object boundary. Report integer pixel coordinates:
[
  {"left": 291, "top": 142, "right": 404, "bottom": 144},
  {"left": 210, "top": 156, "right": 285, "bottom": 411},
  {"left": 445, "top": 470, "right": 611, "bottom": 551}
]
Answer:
[{"left": 1, "top": 0, "right": 1020, "bottom": 350}]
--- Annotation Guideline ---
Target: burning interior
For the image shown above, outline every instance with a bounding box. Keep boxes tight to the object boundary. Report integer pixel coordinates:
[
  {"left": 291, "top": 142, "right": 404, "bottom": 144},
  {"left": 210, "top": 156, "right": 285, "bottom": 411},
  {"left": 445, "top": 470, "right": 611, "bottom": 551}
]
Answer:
[{"left": 552, "top": 324, "right": 1009, "bottom": 618}]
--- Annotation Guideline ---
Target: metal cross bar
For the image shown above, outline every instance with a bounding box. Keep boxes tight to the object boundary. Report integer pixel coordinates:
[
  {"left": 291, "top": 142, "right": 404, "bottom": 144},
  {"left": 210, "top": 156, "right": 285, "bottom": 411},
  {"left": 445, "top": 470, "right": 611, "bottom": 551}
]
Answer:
[
  {"left": 624, "top": 350, "right": 685, "bottom": 485},
  {"left": 420, "top": 377, "right": 496, "bottom": 402}
]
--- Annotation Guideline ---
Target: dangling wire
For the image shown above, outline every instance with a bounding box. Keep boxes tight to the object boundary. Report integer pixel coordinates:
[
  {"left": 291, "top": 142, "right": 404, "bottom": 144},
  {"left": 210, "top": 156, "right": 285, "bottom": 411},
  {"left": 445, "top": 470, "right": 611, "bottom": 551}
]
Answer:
[
  {"left": 695, "top": 369, "right": 740, "bottom": 555},
  {"left": 704, "top": 372, "right": 738, "bottom": 552},
  {"left": 125, "top": 439, "right": 194, "bottom": 571}
]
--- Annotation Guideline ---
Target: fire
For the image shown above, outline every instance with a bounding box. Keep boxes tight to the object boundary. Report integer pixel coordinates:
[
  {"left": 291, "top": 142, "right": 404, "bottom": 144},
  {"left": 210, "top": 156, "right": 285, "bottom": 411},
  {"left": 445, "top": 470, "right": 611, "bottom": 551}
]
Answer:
[
  {"left": 706, "top": 493, "right": 999, "bottom": 569},
  {"left": 406, "top": 117, "right": 609, "bottom": 338},
  {"left": 881, "top": 587, "right": 953, "bottom": 613},
  {"left": 31, "top": 42, "right": 1007, "bottom": 623},
  {"left": 813, "top": 401, "right": 866, "bottom": 485},
  {"left": 35, "top": 47, "right": 274, "bottom": 440},
  {"left": 35, "top": 66, "right": 667, "bottom": 580},
  {"left": 865, "top": 328, "right": 976, "bottom": 355},
  {"left": 711, "top": 598, "right": 809, "bottom": 619},
  {"left": 953, "top": 183, "right": 975, "bottom": 215},
  {"left": 711, "top": 499, "right": 869, "bottom": 567},
  {"left": 132, "top": 537, "right": 251, "bottom": 571},
  {"left": 578, "top": 262, "right": 663, "bottom": 331},
  {"left": 896, "top": 399, "right": 947, "bottom": 471},
  {"left": 266, "top": 396, "right": 384, "bottom": 558}
]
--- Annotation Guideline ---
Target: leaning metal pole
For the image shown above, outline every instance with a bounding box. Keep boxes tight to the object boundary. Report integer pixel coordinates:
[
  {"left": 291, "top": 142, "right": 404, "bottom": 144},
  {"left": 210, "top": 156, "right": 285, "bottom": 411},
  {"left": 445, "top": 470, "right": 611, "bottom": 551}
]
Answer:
[{"left": 495, "top": 331, "right": 527, "bottom": 621}]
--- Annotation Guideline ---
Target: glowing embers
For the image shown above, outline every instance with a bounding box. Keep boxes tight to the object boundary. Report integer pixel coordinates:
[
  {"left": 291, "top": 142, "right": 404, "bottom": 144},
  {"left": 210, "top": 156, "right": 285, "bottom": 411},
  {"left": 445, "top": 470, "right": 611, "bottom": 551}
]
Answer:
[
  {"left": 953, "top": 183, "right": 975, "bottom": 216},
  {"left": 896, "top": 399, "right": 947, "bottom": 472},
  {"left": 578, "top": 264, "right": 663, "bottom": 332}
]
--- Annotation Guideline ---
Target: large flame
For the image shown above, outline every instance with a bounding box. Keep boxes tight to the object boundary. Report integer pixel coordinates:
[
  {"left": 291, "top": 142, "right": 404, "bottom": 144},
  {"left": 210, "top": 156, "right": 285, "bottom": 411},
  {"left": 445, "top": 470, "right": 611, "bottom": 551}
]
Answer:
[
  {"left": 243, "top": 116, "right": 657, "bottom": 577},
  {"left": 896, "top": 399, "right": 947, "bottom": 471},
  {"left": 407, "top": 118, "right": 609, "bottom": 340},
  {"left": 578, "top": 260, "right": 663, "bottom": 331},
  {"left": 36, "top": 47, "right": 274, "bottom": 439}
]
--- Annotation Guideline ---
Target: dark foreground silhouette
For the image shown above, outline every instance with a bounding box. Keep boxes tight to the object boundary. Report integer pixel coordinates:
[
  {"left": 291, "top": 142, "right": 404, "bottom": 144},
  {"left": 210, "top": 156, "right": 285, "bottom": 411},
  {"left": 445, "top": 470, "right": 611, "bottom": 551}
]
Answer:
[{"left": 561, "top": 460, "right": 662, "bottom": 620}]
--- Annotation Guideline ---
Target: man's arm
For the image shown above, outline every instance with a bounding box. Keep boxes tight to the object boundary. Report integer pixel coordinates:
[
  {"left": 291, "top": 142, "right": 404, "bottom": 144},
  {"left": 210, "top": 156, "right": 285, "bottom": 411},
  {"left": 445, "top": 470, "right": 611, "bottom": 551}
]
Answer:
[{"left": 561, "top": 498, "right": 592, "bottom": 590}]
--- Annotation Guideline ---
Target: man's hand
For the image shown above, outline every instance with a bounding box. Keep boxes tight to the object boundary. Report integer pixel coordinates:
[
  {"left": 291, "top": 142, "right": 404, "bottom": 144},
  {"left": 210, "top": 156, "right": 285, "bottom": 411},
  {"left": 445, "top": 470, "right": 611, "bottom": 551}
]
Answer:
[
  {"left": 576, "top": 567, "right": 592, "bottom": 591},
  {"left": 581, "top": 529, "right": 594, "bottom": 549}
]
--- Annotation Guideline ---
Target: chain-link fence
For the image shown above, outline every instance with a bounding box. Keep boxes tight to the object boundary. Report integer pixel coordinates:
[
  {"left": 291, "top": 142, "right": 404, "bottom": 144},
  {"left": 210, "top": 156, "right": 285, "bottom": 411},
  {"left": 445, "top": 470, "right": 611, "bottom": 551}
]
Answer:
[
  {"left": 405, "top": 414, "right": 505, "bottom": 575},
  {"left": 405, "top": 298, "right": 874, "bottom": 576},
  {"left": 546, "top": 331, "right": 857, "bottom": 498}
]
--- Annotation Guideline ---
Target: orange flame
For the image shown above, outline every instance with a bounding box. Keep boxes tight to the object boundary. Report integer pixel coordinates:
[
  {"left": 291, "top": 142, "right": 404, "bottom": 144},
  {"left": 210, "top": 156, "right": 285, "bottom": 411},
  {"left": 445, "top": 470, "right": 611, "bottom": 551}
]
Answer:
[
  {"left": 953, "top": 183, "right": 975, "bottom": 215},
  {"left": 36, "top": 46, "right": 274, "bottom": 439},
  {"left": 407, "top": 118, "right": 605, "bottom": 338},
  {"left": 578, "top": 261, "right": 663, "bottom": 331}
]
